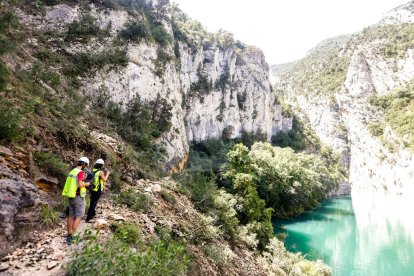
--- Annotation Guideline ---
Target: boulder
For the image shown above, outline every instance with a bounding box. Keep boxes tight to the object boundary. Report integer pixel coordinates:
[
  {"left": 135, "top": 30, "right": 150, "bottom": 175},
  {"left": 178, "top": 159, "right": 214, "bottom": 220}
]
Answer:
[
  {"left": 151, "top": 184, "right": 162, "bottom": 193},
  {"left": 0, "top": 163, "right": 40, "bottom": 256},
  {"left": 94, "top": 219, "right": 109, "bottom": 229},
  {"left": 47, "top": 261, "right": 59, "bottom": 270},
  {"left": 109, "top": 213, "right": 125, "bottom": 221},
  {"left": 0, "top": 263, "right": 10, "bottom": 272}
]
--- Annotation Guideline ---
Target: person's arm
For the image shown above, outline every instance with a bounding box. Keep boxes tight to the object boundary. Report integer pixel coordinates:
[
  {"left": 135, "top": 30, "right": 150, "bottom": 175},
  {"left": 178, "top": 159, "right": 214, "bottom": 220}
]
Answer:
[
  {"left": 78, "top": 171, "right": 90, "bottom": 188},
  {"left": 100, "top": 170, "right": 110, "bottom": 182}
]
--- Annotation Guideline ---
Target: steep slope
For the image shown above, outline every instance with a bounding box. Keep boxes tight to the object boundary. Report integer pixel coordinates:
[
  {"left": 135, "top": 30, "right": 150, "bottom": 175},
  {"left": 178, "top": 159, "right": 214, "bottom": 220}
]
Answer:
[
  {"left": 12, "top": 1, "right": 289, "bottom": 169},
  {"left": 273, "top": 1, "right": 414, "bottom": 194},
  {"left": 0, "top": 1, "right": 332, "bottom": 275}
]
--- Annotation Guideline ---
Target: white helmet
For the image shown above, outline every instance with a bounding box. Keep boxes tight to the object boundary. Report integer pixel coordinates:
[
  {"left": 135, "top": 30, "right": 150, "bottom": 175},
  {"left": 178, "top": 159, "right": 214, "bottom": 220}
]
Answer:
[
  {"left": 95, "top": 158, "right": 105, "bottom": 165},
  {"left": 78, "top": 157, "right": 90, "bottom": 165}
]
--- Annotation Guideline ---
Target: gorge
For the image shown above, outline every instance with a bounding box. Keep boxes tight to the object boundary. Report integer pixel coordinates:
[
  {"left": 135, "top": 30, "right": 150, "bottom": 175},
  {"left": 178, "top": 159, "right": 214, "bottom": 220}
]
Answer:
[{"left": 1, "top": 0, "right": 414, "bottom": 275}]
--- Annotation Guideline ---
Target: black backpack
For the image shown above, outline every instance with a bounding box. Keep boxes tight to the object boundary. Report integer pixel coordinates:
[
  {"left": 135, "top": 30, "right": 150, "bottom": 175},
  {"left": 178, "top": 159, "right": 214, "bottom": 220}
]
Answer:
[{"left": 85, "top": 170, "right": 100, "bottom": 191}]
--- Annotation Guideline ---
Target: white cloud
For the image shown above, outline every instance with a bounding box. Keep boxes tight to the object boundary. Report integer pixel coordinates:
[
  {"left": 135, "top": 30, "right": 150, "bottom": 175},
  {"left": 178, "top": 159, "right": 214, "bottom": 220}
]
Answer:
[{"left": 172, "top": 0, "right": 409, "bottom": 64}]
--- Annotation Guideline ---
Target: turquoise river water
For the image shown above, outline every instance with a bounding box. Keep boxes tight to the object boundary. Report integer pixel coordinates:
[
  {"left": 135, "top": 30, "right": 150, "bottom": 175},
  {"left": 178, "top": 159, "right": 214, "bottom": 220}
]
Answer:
[{"left": 273, "top": 190, "right": 414, "bottom": 276}]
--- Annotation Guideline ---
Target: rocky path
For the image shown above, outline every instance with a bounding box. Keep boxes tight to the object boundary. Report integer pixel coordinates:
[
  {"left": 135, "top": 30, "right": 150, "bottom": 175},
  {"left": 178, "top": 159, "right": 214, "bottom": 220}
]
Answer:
[{"left": 0, "top": 194, "right": 145, "bottom": 276}]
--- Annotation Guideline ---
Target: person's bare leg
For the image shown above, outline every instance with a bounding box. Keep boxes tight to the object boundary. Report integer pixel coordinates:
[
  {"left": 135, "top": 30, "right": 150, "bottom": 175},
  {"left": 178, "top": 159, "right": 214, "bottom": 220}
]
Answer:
[
  {"left": 67, "top": 216, "right": 74, "bottom": 235},
  {"left": 72, "top": 217, "right": 82, "bottom": 234}
]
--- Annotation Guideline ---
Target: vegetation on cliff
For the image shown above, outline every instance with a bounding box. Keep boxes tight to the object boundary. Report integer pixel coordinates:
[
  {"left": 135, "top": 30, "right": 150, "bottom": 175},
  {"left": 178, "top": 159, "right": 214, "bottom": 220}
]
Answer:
[
  {"left": 0, "top": 1, "right": 333, "bottom": 275},
  {"left": 368, "top": 79, "right": 414, "bottom": 152}
]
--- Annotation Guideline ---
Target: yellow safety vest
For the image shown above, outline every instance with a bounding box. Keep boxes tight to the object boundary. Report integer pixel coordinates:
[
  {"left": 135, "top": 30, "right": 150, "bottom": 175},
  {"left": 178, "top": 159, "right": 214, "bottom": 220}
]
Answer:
[
  {"left": 62, "top": 168, "right": 86, "bottom": 198},
  {"left": 92, "top": 169, "right": 104, "bottom": 192}
]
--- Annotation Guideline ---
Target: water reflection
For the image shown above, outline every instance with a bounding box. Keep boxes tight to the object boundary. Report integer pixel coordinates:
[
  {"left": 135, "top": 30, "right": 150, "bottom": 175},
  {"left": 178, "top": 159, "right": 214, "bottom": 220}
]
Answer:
[
  {"left": 273, "top": 191, "right": 414, "bottom": 276},
  {"left": 351, "top": 189, "right": 414, "bottom": 276}
]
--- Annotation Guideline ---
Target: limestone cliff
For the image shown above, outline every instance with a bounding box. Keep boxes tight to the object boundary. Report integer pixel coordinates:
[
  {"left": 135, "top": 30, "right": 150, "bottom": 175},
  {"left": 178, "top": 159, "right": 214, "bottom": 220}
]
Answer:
[
  {"left": 273, "top": 1, "right": 414, "bottom": 194},
  {"left": 15, "top": 2, "right": 288, "bottom": 169}
]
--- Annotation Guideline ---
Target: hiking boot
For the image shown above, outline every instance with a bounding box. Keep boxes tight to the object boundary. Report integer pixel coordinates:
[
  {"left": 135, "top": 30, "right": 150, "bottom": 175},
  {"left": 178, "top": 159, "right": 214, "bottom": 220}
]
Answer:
[{"left": 66, "top": 235, "right": 73, "bottom": 245}]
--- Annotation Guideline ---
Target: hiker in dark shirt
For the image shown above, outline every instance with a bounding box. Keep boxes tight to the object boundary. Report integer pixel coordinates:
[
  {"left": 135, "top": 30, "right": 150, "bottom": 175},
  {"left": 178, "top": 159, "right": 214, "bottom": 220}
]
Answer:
[{"left": 85, "top": 159, "right": 110, "bottom": 222}]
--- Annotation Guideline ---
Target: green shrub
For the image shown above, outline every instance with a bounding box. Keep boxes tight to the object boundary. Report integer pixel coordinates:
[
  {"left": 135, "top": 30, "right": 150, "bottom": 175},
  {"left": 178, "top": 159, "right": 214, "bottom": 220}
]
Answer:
[
  {"left": 175, "top": 171, "right": 217, "bottom": 213},
  {"left": 369, "top": 81, "right": 414, "bottom": 151},
  {"left": 39, "top": 204, "right": 59, "bottom": 228},
  {"left": 97, "top": 95, "right": 171, "bottom": 171},
  {"left": 155, "top": 225, "right": 173, "bottom": 243},
  {"left": 111, "top": 167, "right": 122, "bottom": 191},
  {"left": 160, "top": 189, "right": 177, "bottom": 204},
  {"left": 368, "top": 122, "right": 384, "bottom": 137},
  {"left": 113, "top": 223, "right": 142, "bottom": 245},
  {"left": 67, "top": 238, "right": 189, "bottom": 276},
  {"left": 272, "top": 116, "right": 321, "bottom": 152},
  {"left": 64, "top": 48, "right": 128, "bottom": 77},
  {"left": 189, "top": 66, "right": 213, "bottom": 99},
  {"left": 66, "top": 12, "right": 110, "bottom": 42},
  {"left": 203, "top": 244, "right": 232, "bottom": 268},
  {"left": 0, "top": 98, "right": 22, "bottom": 144},
  {"left": 0, "top": 12, "right": 18, "bottom": 33},
  {"left": 30, "top": 62, "right": 61, "bottom": 86},
  {"left": 187, "top": 139, "right": 235, "bottom": 174},
  {"left": 0, "top": 63, "right": 8, "bottom": 90},
  {"left": 34, "top": 49, "right": 62, "bottom": 64},
  {"left": 116, "top": 188, "right": 151, "bottom": 212},
  {"left": 151, "top": 24, "right": 172, "bottom": 46},
  {"left": 229, "top": 142, "right": 341, "bottom": 218},
  {"left": 0, "top": 34, "right": 14, "bottom": 55},
  {"left": 34, "top": 151, "right": 68, "bottom": 180},
  {"left": 119, "top": 21, "right": 151, "bottom": 42}
]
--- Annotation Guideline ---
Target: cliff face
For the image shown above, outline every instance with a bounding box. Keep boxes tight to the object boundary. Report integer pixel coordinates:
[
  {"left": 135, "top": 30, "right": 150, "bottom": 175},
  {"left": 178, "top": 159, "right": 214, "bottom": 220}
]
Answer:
[
  {"left": 18, "top": 2, "right": 288, "bottom": 168},
  {"left": 273, "top": 1, "right": 414, "bottom": 194}
]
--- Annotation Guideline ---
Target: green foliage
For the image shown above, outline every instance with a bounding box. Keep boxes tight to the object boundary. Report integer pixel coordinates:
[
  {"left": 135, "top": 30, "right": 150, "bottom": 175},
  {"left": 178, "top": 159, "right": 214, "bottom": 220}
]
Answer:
[
  {"left": 174, "top": 171, "right": 239, "bottom": 242},
  {"left": 203, "top": 244, "right": 231, "bottom": 268},
  {"left": 66, "top": 12, "right": 110, "bottom": 42},
  {"left": 0, "top": 12, "right": 18, "bottom": 33},
  {"left": 160, "top": 189, "right": 177, "bottom": 204},
  {"left": 0, "top": 63, "right": 9, "bottom": 91},
  {"left": 368, "top": 81, "right": 414, "bottom": 150},
  {"left": 175, "top": 171, "right": 217, "bottom": 212},
  {"left": 0, "top": 34, "right": 15, "bottom": 55},
  {"left": 272, "top": 117, "right": 320, "bottom": 152},
  {"left": 368, "top": 122, "right": 384, "bottom": 137},
  {"left": 97, "top": 94, "right": 171, "bottom": 172},
  {"left": 189, "top": 66, "right": 213, "bottom": 100},
  {"left": 155, "top": 225, "right": 173, "bottom": 243},
  {"left": 118, "top": 21, "right": 151, "bottom": 42},
  {"left": 111, "top": 165, "right": 122, "bottom": 192},
  {"left": 187, "top": 139, "right": 236, "bottom": 174},
  {"left": 30, "top": 63, "right": 61, "bottom": 86},
  {"left": 116, "top": 188, "right": 151, "bottom": 212},
  {"left": 34, "top": 49, "right": 62, "bottom": 64},
  {"left": 0, "top": 98, "right": 22, "bottom": 144},
  {"left": 67, "top": 234, "right": 189, "bottom": 276},
  {"left": 171, "top": 5, "right": 209, "bottom": 52},
  {"left": 64, "top": 48, "right": 128, "bottom": 77},
  {"left": 223, "top": 144, "right": 274, "bottom": 249},
  {"left": 154, "top": 48, "right": 174, "bottom": 78},
  {"left": 240, "top": 130, "right": 267, "bottom": 148},
  {"left": 34, "top": 151, "right": 68, "bottom": 180},
  {"left": 39, "top": 204, "right": 59, "bottom": 228},
  {"left": 277, "top": 36, "right": 350, "bottom": 97},
  {"left": 234, "top": 142, "right": 341, "bottom": 218},
  {"left": 113, "top": 223, "right": 142, "bottom": 245},
  {"left": 152, "top": 24, "right": 172, "bottom": 46},
  {"left": 172, "top": 5, "right": 237, "bottom": 52},
  {"left": 355, "top": 24, "right": 414, "bottom": 59}
]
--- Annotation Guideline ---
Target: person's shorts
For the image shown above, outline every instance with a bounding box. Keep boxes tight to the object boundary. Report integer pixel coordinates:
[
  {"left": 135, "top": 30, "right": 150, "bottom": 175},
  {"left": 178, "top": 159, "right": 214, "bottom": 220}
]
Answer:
[{"left": 68, "top": 196, "right": 86, "bottom": 217}]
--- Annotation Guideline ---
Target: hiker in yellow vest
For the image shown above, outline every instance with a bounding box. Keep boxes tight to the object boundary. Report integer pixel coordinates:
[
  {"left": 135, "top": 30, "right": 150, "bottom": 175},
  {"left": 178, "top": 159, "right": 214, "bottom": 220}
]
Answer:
[
  {"left": 85, "top": 159, "right": 110, "bottom": 222},
  {"left": 61, "top": 157, "right": 90, "bottom": 245}
]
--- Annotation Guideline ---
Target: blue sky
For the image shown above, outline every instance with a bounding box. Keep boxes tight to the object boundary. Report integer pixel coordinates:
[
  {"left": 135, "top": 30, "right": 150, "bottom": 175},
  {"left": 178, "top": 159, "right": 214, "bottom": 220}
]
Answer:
[{"left": 173, "top": 0, "right": 408, "bottom": 64}]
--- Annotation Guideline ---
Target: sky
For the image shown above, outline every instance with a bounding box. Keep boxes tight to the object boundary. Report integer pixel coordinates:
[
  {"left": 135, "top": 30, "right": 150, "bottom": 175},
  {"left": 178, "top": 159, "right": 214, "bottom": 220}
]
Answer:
[{"left": 172, "top": 0, "right": 409, "bottom": 65}]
